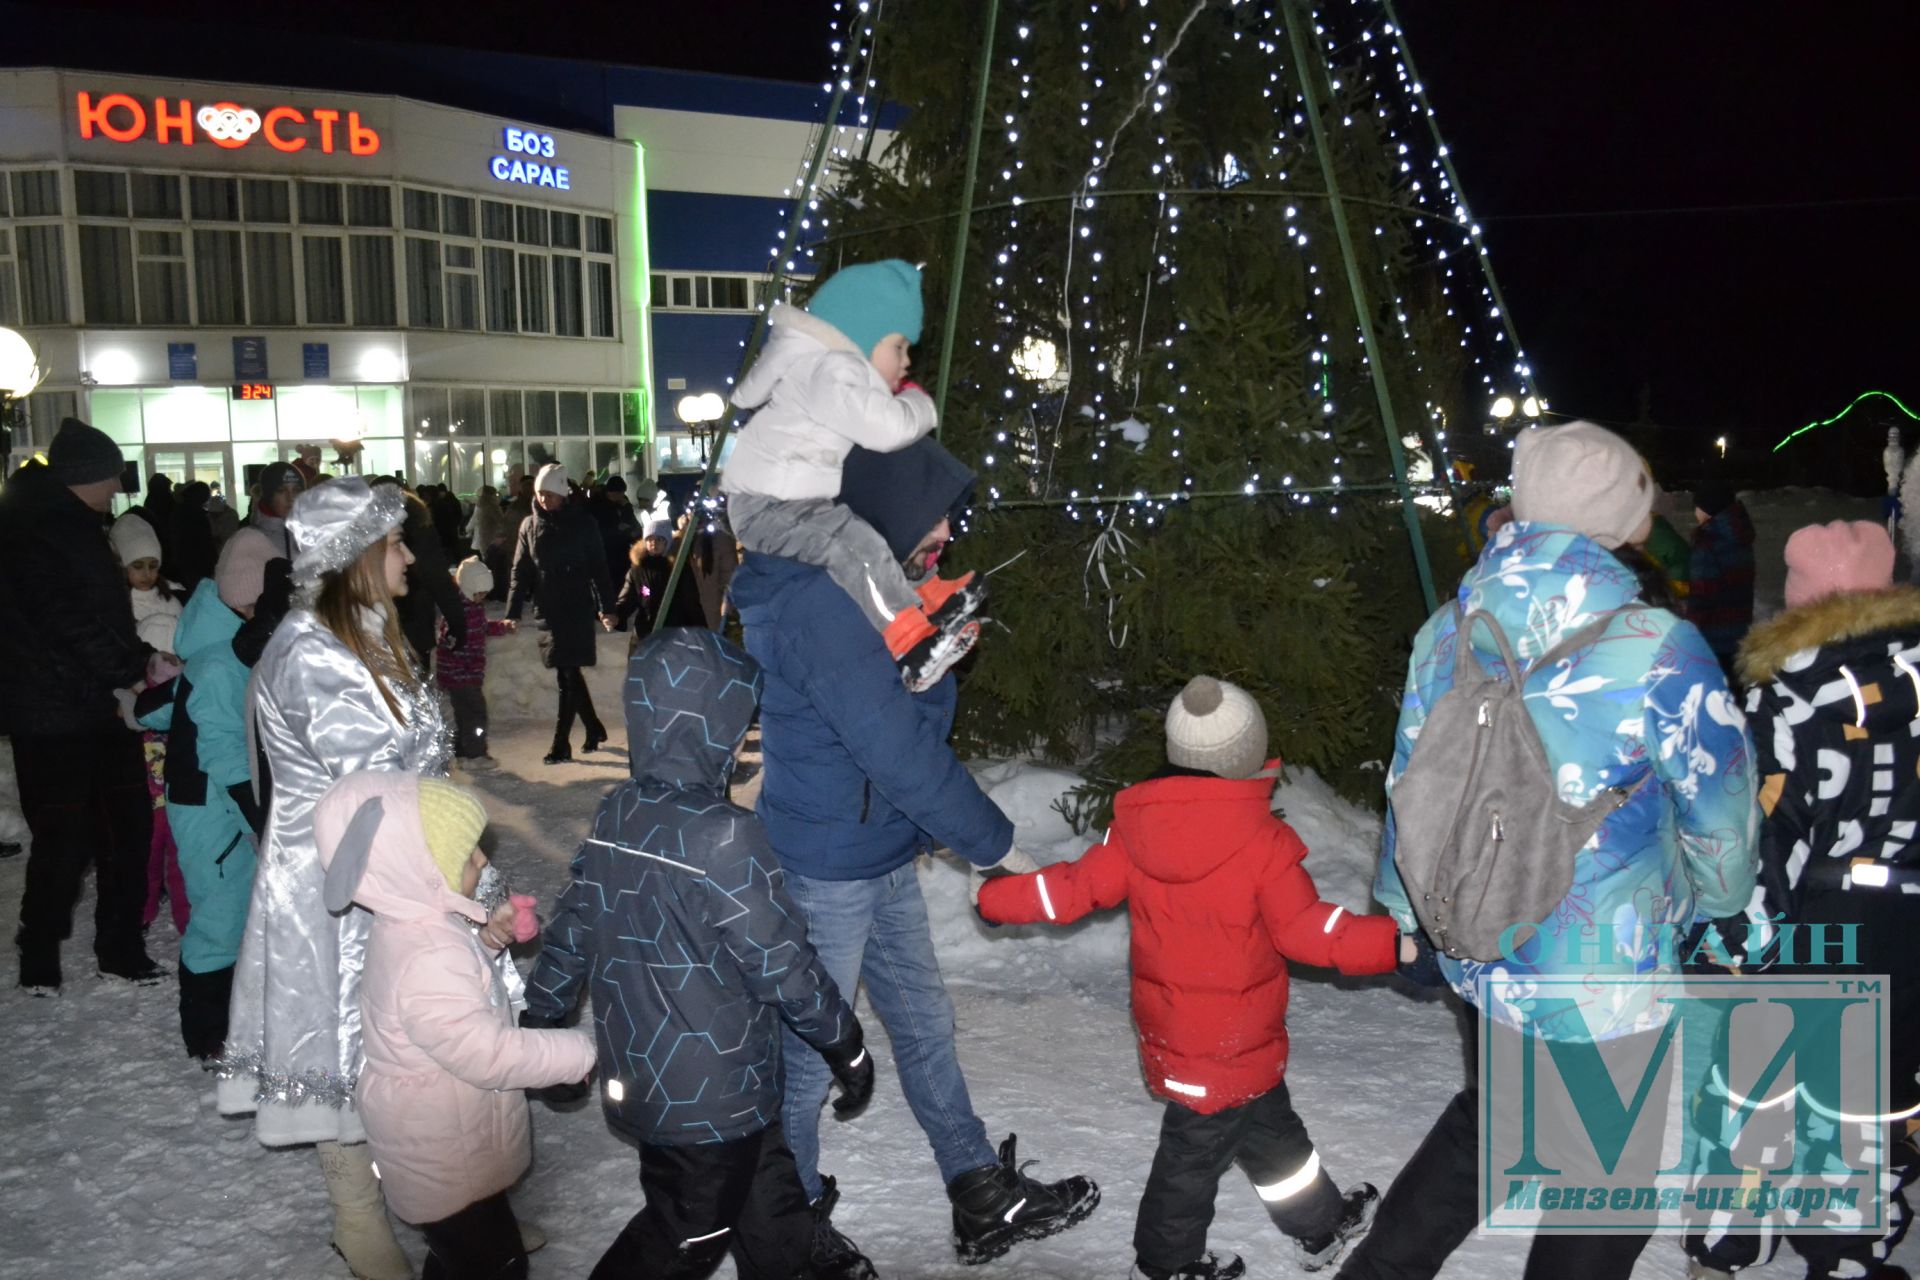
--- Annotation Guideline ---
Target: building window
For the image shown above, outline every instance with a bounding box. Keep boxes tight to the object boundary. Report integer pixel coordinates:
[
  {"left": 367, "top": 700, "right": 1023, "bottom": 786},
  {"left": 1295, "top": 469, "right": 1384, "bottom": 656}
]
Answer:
[
  {"left": 79, "top": 224, "right": 136, "bottom": 324},
  {"left": 482, "top": 245, "right": 516, "bottom": 332},
  {"left": 247, "top": 231, "right": 295, "bottom": 325},
  {"left": 188, "top": 175, "right": 239, "bottom": 222},
  {"left": 442, "top": 194, "right": 475, "bottom": 238},
  {"left": 347, "top": 184, "right": 392, "bottom": 229},
  {"left": 650, "top": 271, "right": 767, "bottom": 314},
  {"left": 481, "top": 200, "right": 514, "bottom": 243},
  {"left": 405, "top": 238, "right": 443, "bottom": 328},
  {"left": 75, "top": 170, "right": 129, "bottom": 218},
  {"left": 243, "top": 178, "right": 291, "bottom": 223},
  {"left": 551, "top": 254, "right": 583, "bottom": 337},
  {"left": 350, "top": 235, "right": 396, "bottom": 326},
  {"left": 298, "top": 180, "right": 343, "bottom": 226},
  {"left": 136, "top": 229, "right": 189, "bottom": 324},
  {"left": 517, "top": 254, "right": 548, "bottom": 332},
  {"left": 11, "top": 170, "right": 63, "bottom": 218},
  {"left": 193, "top": 228, "right": 245, "bottom": 325},
  {"left": 302, "top": 234, "right": 346, "bottom": 324},
  {"left": 588, "top": 261, "right": 614, "bottom": 338},
  {"left": 131, "top": 173, "right": 182, "bottom": 220},
  {"left": 586, "top": 216, "right": 614, "bottom": 255},
  {"left": 0, "top": 228, "right": 20, "bottom": 325}
]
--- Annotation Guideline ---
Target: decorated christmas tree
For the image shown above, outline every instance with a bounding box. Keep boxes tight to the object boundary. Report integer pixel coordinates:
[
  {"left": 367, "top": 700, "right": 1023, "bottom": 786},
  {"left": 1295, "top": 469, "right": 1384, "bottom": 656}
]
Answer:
[{"left": 772, "top": 0, "right": 1538, "bottom": 817}]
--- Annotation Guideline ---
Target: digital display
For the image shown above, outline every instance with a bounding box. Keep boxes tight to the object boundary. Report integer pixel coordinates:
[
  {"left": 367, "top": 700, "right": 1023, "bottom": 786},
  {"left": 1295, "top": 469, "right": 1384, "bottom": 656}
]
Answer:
[{"left": 233, "top": 383, "right": 275, "bottom": 401}]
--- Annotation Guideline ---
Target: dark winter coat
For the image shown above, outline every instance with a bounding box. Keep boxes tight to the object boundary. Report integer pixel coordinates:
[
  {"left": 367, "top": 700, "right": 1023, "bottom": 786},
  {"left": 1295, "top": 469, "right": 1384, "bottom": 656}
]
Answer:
[
  {"left": 139, "top": 474, "right": 175, "bottom": 567},
  {"left": 522, "top": 629, "right": 858, "bottom": 1146},
  {"left": 0, "top": 464, "right": 152, "bottom": 736},
  {"left": 168, "top": 482, "right": 218, "bottom": 592},
  {"left": 613, "top": 553, "right": 706, "bottom": 635},
  {"left": 1686, "top": 501, "right": 1756, "bottom": 665},
  {"left": 394, "top": 496, "right": 467, "bottom": 671},
  {"left": 506, "top": 502, "right": 614, "bottom": 669},
  {"left": 979, "top": 766, "right": 1398, "bottom": 1113},
  {"left": 429, "top": 488, "right": 466, "bottom": 562},
  {"left": 586, "top": 491, "right": 640, "bottom": 583}
]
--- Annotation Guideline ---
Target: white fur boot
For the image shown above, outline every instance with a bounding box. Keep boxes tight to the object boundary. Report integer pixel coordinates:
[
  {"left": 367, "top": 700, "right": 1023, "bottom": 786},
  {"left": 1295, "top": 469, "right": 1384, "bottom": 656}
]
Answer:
[{"left": 316, "top": 1141, "right": 413, "bottom": 1280}]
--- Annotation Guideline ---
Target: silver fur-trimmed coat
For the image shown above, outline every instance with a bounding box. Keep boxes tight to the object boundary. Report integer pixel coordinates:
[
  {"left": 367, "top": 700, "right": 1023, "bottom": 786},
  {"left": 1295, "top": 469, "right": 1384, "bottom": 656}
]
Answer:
[{"left": 217, "top": 605, "right": 450, "bottom": 1146}]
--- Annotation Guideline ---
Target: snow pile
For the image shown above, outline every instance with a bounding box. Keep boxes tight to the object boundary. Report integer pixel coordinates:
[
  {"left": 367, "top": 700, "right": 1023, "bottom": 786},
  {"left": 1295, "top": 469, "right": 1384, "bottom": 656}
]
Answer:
[{"left": 481, "top": 620, "right": 633, "bottom": 722}]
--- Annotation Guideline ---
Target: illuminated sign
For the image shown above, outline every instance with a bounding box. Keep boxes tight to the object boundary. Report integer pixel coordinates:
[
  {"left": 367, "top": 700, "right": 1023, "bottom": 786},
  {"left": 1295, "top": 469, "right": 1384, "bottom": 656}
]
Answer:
[
  {"left": 74, "top": 92, "right": 381, "bottom": 156},
  {"left": 490, "top": 126, "right": 570, "bottom": 189},
  {"left": 233, "top": 383, "right": 275, "bottom": 401}
]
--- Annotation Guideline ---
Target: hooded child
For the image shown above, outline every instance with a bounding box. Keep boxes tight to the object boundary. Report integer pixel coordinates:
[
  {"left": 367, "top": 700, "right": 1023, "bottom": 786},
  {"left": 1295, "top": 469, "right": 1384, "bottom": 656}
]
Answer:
[{"left": 437, "top": 557, "right": 516, "bottom": 765}]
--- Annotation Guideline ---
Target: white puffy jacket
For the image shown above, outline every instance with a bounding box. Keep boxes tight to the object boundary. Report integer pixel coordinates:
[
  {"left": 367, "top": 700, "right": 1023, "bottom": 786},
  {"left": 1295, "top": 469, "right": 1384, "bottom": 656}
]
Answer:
[{"left": 721, "top": 303, "right": 936, "bottom": 501}]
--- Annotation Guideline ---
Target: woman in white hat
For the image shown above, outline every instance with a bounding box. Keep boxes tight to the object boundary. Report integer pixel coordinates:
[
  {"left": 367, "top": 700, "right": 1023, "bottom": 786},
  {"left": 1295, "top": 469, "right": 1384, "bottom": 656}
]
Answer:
[{"left": 215, "top": 477, "right": 449, "bottom": 1280}]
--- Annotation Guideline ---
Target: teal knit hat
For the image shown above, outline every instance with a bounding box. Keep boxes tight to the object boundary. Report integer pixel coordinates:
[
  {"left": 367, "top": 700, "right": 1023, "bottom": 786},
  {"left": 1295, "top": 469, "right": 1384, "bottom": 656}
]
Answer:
[{"left": 805, "top": 259, "right": 923, "bottom": 358}]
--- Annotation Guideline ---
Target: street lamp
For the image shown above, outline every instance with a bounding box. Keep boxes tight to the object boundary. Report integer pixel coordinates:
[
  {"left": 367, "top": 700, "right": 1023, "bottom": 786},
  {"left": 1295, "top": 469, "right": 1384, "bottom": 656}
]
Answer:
[
  {"left": 1490, "top": 395, "right": 1517, "bottom": 421},
  {"left": 0, "top": 326, "right": 46, "bottom": 462},
  {"left": 675, "top": 392, "right": 727, "bottom": 466}
]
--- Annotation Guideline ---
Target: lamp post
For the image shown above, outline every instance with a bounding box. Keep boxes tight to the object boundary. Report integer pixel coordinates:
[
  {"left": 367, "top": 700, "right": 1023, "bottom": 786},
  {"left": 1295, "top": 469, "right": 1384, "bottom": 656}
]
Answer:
[
  {"left": 0, "top": 326, "right": 46, "bottom": 462},
  {"left": 675, "top": 392, "right": 726, "bottom": 468}
]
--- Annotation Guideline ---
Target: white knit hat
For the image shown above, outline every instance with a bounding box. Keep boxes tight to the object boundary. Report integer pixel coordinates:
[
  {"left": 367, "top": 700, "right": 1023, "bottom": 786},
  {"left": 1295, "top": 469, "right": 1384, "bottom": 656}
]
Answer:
[
  {"left": 109, "top": 512, "right": 163, "bottom": 567},
  {"left": 454, "top": 555, "right": 494, "bottom": 597},
  {"left": 1509, "top": 422, "right": 1655, "bottom": 550},
  {"left": 1165, "top": 676, "right": 1269, "bottom": 780},
  {"left": 535, "top": 462, "right": 569, "bottom": 496}
]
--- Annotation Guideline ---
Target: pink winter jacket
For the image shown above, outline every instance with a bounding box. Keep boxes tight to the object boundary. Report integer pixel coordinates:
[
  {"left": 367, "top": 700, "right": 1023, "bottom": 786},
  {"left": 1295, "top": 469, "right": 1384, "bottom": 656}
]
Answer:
[{"left": 313, "top": 772, "right": 596, "bottom": 1225}]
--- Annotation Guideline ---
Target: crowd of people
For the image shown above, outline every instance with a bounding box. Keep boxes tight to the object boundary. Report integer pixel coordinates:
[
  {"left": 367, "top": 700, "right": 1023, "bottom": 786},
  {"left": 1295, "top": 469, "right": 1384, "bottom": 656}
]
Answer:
[{"left": 0, "top": 256, "right": 1912, "bottom": 1280}]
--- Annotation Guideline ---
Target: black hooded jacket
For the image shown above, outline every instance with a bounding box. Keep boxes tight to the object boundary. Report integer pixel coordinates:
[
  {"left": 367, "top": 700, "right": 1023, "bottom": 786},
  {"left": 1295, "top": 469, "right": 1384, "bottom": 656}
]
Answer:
[{"left": 522, "top": 628, "right": 857, "bottom": 1145}]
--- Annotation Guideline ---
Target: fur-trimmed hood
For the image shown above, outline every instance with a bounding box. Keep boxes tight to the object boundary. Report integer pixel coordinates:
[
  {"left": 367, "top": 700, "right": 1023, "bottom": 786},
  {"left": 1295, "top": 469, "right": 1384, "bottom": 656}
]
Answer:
[{"left": 1738, "top": 585, "right": 1920, "bottom": 688}]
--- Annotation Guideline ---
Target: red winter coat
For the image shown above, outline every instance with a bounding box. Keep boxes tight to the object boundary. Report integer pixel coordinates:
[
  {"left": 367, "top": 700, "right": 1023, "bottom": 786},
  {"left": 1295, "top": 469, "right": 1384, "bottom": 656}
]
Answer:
[{"left": 978, "top": 765, "right": 1397, "bottom": 1114}]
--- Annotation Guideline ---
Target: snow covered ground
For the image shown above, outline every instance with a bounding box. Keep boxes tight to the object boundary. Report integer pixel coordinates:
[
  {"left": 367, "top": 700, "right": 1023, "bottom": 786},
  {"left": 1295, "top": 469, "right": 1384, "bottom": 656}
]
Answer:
[{"left": 1, "top": 486, "right": 1908, "bottom": 1278}]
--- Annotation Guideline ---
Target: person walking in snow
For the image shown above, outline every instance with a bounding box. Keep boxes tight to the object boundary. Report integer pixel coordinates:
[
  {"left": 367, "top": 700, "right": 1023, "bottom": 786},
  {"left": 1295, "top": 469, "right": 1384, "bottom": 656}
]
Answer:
[
  {"left": 314, "top": 771, "right": 594, "bottom": 1280},
  {"left": 612, "top": 518, "right": 706, "bottom": 640},
  {"left": 1685, "top": 520, "right": 1920, "bottom": 1280},
  {"left": 729, "top": 433, "right": 1100, "bottom": 1274},
  {"left": 523, "top": 628, "right": 876, "bottom": 1279},
  {"left": 506, "top": 462, "right": 617, "bottom": 765},
  {"left": 437, "top": 557, "right": 515, "bottom": 766},
  {"left": 0, "top": 420, "right": 171, "bottom": 990},
  {"left": 979, "top": 677, "right": 1405, "bottom": 1280},
  {"left": 1685, "top": 476, "right": 1756, "bottom": 680},
  {"left": 217, "top": 478, "right": 489, "bottom": 1280},
  {"left": 1342, "top": 422, "right": 1760, "bottom": 1280},
  {"left": 722, "top": 258, "right": 986, "bottom": 692}
]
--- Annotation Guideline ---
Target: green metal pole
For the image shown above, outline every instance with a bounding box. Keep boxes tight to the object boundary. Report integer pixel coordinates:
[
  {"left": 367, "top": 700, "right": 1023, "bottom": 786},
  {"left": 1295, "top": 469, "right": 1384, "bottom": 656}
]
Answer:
[
  {"left": 1282, "top": 0, "right": 1439, "bottom": 614},
  {"left": 931, "top": 0, "right": 1000, "bottom": 434},
  {"left": 653, "top": 77, "right": 850, "bottom": 634}
]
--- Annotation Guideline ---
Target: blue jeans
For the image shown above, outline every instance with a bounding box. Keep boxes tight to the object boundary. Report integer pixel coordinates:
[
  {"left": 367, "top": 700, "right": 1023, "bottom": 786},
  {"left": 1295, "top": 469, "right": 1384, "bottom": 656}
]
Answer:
[{"left": 780, "top": 862, "right": 995, "bottom": 1200}]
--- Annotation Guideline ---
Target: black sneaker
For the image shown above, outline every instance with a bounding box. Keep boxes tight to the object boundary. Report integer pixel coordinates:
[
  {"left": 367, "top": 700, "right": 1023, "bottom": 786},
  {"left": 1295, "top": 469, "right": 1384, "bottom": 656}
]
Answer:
[
  {"left": 1130, "top": 1253, "right": 1246, "bottom": 1280},
  {"left": 809, "top": 1176, "right": 878, "bottom": 1280},
  {"left": 1294, "top": 1183, "right": 1378, "bottom": 1272},
  {"left": 948, "top": 1134, "right": 1100, "bottom": 1265},
  {"left": 97, "top": 947, "right": 164, "bottom": 984},
  {"left": 17, "top": 939, "right": 60, "bottom": 993}
]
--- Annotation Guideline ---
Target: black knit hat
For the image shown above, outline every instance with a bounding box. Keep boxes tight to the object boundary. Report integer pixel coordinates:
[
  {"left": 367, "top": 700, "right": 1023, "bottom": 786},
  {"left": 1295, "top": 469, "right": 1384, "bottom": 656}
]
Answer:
[
  {"left": 1694, "top": 477, "right": 1738, "bottom": 518},
  {"left": 48, "top": 417, "right": 124, "bottom": 486},
  {"left": 257, "top": 461, "right": 303, "bottom": 502}
]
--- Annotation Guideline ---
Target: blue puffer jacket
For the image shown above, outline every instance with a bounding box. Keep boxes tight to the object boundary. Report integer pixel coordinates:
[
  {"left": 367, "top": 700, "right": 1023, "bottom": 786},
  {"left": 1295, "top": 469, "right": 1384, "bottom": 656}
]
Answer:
[
  {"left": 1375, "top": 522, "right": 1760, "bottom": 1041},
  {"left": 523, "top": 628, "right": 859, "bottom": 1146},
  {"left": 729, "top": 552, "right": 1015, "bottom": 880}
]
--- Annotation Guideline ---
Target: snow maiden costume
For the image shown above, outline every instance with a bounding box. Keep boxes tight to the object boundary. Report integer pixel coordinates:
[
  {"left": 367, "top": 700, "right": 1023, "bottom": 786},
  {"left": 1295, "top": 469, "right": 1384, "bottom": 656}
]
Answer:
[{"left": 217, "top": 478, "right": 448, "bottom": 1280}]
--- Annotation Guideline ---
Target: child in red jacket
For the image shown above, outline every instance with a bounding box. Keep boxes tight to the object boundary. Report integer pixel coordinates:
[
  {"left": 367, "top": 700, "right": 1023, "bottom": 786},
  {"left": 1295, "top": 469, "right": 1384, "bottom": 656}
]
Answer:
[{"left": 978, "top": 676, "right": 1409, "bottom": 1280}]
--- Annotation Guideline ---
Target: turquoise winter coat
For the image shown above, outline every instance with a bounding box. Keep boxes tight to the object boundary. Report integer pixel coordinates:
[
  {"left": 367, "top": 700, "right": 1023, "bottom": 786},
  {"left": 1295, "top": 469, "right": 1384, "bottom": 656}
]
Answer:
[{"left": 1375, "top": 522, "right": 1760, "bottom": 1042}]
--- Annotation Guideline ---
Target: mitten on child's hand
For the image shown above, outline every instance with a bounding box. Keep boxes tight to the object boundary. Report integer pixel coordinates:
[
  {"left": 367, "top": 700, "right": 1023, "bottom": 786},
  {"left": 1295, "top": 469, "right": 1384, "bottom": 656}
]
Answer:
[
  {"left": 509, "top": 893, "right": 539, "bottom": 944},
  {"left": 969, "top": 844, "right": 1039, "bottom": 906},
  {"left": 824, "top": 1023, "right": 875, "bottom": 1121}
]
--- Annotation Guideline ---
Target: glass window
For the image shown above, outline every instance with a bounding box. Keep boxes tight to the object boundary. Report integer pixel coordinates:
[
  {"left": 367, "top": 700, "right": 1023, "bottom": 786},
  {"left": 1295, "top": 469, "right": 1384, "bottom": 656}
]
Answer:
[
  {"left": 524, "top": 390, "right": 557, "bottom": 435},
  {"left": 301, "top": 235, "right": 346, "bottom": 324},
  {"left": 488, "top": 389, "right": 521, "bottom": 438},
  {"left": 243, "top": 178, "right": 290, "bottom": 223},
  {"left": 410, "top": 386, "right": 449, "bottom": 436},
  {"left": 557, "top": 438, "right": 591, "bottom": 480},
  {"left": 247, "top": 231, "right": 295, "bottom": 325},
  {"left": 81, "top": 225, "right": 136, "bottom": 324},
  {"left": 550, "top": 211, "right": 581, "bottom": 249},
  {"left": 442, "top": 194, "right": 476, "bottom": 238},
  {"left": 518, "top": 255, "right": 548, "bottom": 332},
  {"left": 649, "top": 275, "right": 667, "bottom": 308},
  {"left": 482, "top": 246, "right": 516, "bottom": 331},
  {"left": 230, "top": 395, "right": 277, "bottom": 442},
  {"left": 402, "top": 188, "right": 439, "bottom": 233},
  {"left": 589, "top": 261, "right": 614, "bottom": 337},
  {"left": 349, "top": 236, "right": 396, "bottom": 326},
  {"left": 712, "top": 276, "right": 750, "bottom": 310},
  {"left": 671, "top": 277, "right": 691, "bottom": 308},
  {"left": 141, "top": 387, "right": 229, "bottom": 444},
  {"left": 88, "top": 390, "right": 144, "bottom": 447},
  {"left": 449, "top": 387, "right": 486, "bottom": 437},
  {"left": 74, "top": 170, "right": 128, "bottom": 218},
  {"left": 17, "top": 225, "right": 70, "bottom": 324},
  {"left": 695, "top": 276, "right": 709, "bottom": 309},
  {"left": 412, "top": 439, "right": 450, "bottom": 488},
  {"left": 552, "top": 256, "right": 583, "bottom": 337},
  {"left": 620, "top": 391, "right": 645, "bottom": 437},
  {"left": 445, "top": 270, "right": 479, "bottom": 332},
  {"left": 558, "top": 391, "right": 589, "bottom": 435},
  {"left": 136, "top": 231, "right": 189, "bottom": 325},
  {"left": 347, "top": 185, "right": 391, "bottom": 228},
  {"left": 11, "top": 170, "right": 62, "bottom": 217},
  {"left": 0, "top": 176, "right": 10, "bottom": 217},
  {"left": 405, "top": 238, "right": 443, "bottom": 328},
  {"left": 515, "top": 206, "right": 548, "bottom": 247},
  {"left": 193, "top": 229, "right": 245, "bottom": 325},
  {"left": 130, "top": 173, "right": 182, "bottom": 220},
  {"left": 188, "top": 175, "right": 239, "bottom": 221},
  {"left": 446, "top": 244, "right": 475, "bottom": 269},
  {"left": 481, "top": 200, "right": 514, "bottom": 242},
  {"left": 451, "top": 439, "right": 486, "bottom": 496},
  {"left": 0, "top": 254, "right": 17, "bottom": 327},
  {"left": 298, "top": 180, "right": 343, "bottom": 225},
  {"left": 586, "top": 216, "right": 614, "bottom": 254},
  {"left": 591, "top": 392, "right": 621, "bottom": 435}
]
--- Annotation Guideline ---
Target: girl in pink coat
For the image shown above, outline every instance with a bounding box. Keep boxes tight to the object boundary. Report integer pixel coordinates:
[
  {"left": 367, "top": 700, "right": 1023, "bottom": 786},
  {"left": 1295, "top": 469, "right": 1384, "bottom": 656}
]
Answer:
[{"left": 314, "top": 770, "right": 595, "bottom": 1280}]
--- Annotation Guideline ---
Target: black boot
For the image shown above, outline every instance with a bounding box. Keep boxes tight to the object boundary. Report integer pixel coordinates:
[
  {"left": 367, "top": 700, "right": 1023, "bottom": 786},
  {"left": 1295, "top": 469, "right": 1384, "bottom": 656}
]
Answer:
[
  {"left": 16, "top": 929, "right": 60, "bottom": 993},
  {"left": 808, "top": 1176, "right": 877, "bottom": 1280},
  {"left": 1130, "top": 1255, "right": 1246, "bottom": 1280},
  {"left": 1293, "top": 1183, "right": 1378, "bottom": 1272},
  {"left": 179, "top": 961, "right": 235, "bottom": 1060},
  {"left": 947, "top": 1134, "right": 1100, "bottom": 1265}
]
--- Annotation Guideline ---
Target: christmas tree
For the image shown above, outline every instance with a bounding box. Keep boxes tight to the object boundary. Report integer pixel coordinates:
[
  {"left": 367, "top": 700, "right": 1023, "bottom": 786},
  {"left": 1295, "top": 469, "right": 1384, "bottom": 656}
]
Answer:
[{"left": 772, "top": 0, "right": 1537, "bottom": 819}]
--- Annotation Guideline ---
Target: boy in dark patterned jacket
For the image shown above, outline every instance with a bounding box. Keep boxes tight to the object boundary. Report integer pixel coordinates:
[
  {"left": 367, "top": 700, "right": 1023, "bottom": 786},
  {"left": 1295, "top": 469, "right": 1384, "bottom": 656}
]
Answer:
[
  {"left": 437, "top": 557, "right": 515, "bottom": 765},
  {"left": 522, "top": 628, "right": 877, "bottom": 1279}
]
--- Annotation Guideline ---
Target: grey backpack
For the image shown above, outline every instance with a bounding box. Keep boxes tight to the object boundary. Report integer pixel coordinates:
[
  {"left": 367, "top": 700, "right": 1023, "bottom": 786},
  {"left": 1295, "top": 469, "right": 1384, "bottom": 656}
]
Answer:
[{"left": 1390, "top": 605, "right": 1644, "bottom": 962}]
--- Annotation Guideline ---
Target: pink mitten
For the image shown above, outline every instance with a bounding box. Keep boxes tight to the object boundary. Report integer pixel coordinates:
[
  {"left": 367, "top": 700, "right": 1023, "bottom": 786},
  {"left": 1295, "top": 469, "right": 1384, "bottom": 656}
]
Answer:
[{"left": 509, "top": 893, "right": 539, "bottom": 944}]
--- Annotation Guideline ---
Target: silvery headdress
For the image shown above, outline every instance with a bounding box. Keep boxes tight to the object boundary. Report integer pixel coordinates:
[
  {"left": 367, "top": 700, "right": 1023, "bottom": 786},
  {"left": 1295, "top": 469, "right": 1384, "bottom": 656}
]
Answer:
[{"left": 289, "top": 478, "right": 406, "bottom": 588}]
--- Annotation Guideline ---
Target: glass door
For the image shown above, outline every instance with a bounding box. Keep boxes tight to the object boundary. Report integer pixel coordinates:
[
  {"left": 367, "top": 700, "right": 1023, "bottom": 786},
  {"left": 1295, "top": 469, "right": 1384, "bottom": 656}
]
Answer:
[{"left": 146, "top": 445, "right": 233, "bottom": 499}]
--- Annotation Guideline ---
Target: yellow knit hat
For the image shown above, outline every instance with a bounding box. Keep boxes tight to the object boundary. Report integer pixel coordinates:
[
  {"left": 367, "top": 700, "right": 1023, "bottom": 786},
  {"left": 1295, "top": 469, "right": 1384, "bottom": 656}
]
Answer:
[{"left": 415, "top": 777, "right": 489, "bottom": 892}]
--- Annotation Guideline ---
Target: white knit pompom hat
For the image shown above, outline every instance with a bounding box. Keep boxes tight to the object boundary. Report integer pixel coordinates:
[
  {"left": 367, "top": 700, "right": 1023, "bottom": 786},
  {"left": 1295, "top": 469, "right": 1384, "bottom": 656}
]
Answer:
[
  {"left": 1165, "top": 675, "right": 1268, "bottom": 780},
  {"left": 454, "top": 555, "right": 494, "bottom": 597}
]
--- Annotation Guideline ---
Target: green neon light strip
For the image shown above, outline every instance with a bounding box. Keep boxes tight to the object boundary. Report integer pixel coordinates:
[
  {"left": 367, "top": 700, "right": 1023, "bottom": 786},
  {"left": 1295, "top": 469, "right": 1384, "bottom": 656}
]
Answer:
[
  {"left": 1773, "top": 389, "right": 1918, "bottom": 452},
  {"left": 632, "top": 141, "right": 656, "bottom": 453}
]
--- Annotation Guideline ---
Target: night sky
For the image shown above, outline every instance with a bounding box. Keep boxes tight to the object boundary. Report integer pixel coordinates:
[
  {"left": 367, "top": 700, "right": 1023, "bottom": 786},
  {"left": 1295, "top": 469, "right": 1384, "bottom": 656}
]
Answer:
[{"left": 14, "top": 0, "right": 1918, "bottom": 462}]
